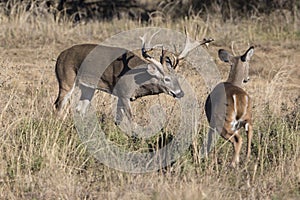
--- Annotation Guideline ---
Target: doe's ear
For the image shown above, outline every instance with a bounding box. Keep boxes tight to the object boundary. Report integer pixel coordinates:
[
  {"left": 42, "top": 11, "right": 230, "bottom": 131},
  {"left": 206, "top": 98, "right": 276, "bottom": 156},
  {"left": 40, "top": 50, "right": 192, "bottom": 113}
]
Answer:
[
  {"left": 218, "top": 49, "right": 232, "bottom": 63},
  {"left": 241, "top": 46, "right": 254, "bottom": 62},
  {"left": 147, "top": 64, "right": 163, "bottom": 78}
]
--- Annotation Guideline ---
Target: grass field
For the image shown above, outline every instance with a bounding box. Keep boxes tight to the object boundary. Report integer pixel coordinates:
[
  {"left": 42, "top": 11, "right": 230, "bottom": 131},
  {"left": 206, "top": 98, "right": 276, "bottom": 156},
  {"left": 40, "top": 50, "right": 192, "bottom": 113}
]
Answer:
[{"left": 0, "top": 4, "right": 299, "bottom": 200}]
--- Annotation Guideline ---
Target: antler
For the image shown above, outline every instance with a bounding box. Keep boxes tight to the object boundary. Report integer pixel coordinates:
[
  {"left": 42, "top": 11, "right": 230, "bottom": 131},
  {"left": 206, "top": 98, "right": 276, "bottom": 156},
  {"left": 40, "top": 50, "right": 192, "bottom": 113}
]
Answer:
[
  {"left": 200, "top": 38, "right": 214, "bottom": 48},
  {"left": 177, "top": 28, "right": 214, "bottom": 60},
  {"left": 140, "top": 31, "right": 164, "bottom": 70},
  {"left": 177, "top": 28, "right": 200, "bottom": 60},
  {"left": 140, "top": 29, "right": 214, "bottom": 70}
]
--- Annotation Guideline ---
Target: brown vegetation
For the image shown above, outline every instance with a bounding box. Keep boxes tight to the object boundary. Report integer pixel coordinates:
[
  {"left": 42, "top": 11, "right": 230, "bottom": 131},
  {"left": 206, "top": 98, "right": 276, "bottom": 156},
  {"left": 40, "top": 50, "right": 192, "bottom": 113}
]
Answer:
[{"left": 0, "top": 1, "right": 299, "bottom": 199}]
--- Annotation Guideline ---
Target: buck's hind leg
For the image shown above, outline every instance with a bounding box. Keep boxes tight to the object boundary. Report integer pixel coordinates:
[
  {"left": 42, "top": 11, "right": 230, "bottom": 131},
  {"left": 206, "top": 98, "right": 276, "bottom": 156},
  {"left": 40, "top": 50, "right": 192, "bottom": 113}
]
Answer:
[
  {"left": 54, "top": 89, "right": 64, "bottom": 112},
  {"left": 54, "top": 83, "right": 75, "bottom": 114}
]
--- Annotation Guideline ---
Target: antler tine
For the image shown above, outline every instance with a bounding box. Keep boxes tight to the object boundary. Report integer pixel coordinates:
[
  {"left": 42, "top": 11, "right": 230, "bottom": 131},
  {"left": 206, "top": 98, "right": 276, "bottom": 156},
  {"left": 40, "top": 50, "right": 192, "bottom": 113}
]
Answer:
[
  {"left": 140, "top": 33, "right": 147, "bottom": 51},
  {"left": 200, "top": 38, "right": 214, "bottom": 48},
  {"left": 140, "top": 31, "right": 164, "bottom": 70},
  {"left": 177, "top": 27, "right": 215, "bottom": 60},
  {"left": 140, "top": 33, "right": 154, "bottom": 58},
  {"left": 140, "top": 30, "right": 161, "bottom": 50},
  {"left": 177, "top": 28, "right": 200, "bottom": 60},
  {"left": 160, "top": 46, "right": 165, "bottom": 64},
  {"left": 148, "top": 30, "right": 160, "bottom": 47},
  {"left": 195, "top": 24, "right": 200, "bottom": 41},
  {"left": 193, "top": 24, "right": 214, "bottom": 46}
]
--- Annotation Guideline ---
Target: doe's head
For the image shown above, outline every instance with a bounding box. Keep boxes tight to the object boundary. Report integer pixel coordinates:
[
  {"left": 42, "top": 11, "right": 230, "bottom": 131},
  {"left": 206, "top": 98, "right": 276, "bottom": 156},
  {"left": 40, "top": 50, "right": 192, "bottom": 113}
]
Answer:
[{"left": 218, "top": 46, "right": 254, "bottom": 85}]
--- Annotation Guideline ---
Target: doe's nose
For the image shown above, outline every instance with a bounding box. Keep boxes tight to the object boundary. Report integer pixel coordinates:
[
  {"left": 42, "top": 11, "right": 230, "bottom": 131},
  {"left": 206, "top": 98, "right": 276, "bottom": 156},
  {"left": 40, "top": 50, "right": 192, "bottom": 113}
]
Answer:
[{"left": 243, "top": 77, "right": 250, "bottom": 83}]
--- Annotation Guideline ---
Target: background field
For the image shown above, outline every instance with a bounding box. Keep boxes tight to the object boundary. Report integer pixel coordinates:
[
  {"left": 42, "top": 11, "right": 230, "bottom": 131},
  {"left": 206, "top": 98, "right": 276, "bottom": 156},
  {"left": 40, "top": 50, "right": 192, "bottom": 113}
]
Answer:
[{"left": 0, "top": 1, "right": 299, "bottom": 199}]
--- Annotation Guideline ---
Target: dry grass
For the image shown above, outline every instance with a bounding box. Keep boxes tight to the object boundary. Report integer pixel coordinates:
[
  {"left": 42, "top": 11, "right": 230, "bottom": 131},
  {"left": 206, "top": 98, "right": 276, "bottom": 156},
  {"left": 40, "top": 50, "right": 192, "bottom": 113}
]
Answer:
[{"left": 0, "top": 3, "right": 299, "bottom": 200}]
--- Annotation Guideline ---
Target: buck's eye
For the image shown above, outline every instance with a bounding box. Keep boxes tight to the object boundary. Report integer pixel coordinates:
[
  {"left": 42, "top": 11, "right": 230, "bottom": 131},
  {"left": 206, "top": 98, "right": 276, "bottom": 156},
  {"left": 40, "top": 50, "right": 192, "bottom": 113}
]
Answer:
[
  {"left": 164, "top": 77, "right": 171, "bottom": 83},
  {"left": 166, "top": 57, "right": 172, "bottom": 66}
]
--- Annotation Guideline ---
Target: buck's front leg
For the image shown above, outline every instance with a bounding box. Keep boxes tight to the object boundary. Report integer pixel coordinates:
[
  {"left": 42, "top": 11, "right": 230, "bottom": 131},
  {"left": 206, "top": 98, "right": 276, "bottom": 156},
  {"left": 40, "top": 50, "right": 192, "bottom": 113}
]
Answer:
[
  {"left": 76, "top": 84, "right": 95, "bottom": 116},
  {"left": 115, "top": 98, "right": 132, "bottom": 126}
]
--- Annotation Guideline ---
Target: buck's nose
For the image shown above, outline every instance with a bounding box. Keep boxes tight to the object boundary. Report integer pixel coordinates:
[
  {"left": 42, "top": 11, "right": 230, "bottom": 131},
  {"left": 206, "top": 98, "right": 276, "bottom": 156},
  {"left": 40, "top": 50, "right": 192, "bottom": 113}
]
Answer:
[{"left": 175, "top": 90, "right": 184, "bottom": 98}]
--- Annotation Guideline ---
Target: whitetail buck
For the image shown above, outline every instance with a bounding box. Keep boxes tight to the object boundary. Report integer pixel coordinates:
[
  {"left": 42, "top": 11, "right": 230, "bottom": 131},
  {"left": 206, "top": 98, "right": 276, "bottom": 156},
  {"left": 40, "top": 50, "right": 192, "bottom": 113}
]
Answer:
[
  {"left": 204, "top": 46, "right": 254, "bottom": 167},
  {"left": 54, "top": 32, "right": 211, "bottom": 124}
]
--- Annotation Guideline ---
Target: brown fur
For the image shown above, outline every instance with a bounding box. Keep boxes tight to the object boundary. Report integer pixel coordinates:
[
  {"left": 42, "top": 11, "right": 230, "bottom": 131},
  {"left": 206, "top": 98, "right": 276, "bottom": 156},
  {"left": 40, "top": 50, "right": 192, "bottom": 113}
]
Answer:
[
  {"left": 205, "top": 46, "right": 254, "bottom": 167},
  {"left": 54, "top": 43, "right": 185, "bottom": 124}
]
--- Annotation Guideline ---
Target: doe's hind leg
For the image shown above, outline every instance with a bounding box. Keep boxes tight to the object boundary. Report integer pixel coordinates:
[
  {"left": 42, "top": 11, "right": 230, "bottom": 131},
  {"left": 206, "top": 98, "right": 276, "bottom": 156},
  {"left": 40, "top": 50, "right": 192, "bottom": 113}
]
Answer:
[
  {"left": 222, "top": 128, "right": 243, "bottom": 168},
  {"left": 245, "top": 122, "right": 253, "bottom": 162}
]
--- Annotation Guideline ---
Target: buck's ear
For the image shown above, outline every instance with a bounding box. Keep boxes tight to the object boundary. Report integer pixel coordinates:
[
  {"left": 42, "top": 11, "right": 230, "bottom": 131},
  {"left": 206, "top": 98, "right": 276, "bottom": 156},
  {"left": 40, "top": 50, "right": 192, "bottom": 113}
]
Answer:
[
  {"left": 147, "top": 64, "right": 163, "bottom": 78},
  {"left": 218, "top": 49, "right": 232, "bottom": 63},
  {"left": 241, "top": 46, "right": 254, "bottom": 62}
]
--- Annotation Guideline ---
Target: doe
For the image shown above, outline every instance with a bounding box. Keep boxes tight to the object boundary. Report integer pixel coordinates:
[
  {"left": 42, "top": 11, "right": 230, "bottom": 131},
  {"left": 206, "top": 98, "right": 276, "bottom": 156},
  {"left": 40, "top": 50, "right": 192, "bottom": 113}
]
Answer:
[{"left": 204, "top": 46, "right": 254, "bottom": 167}]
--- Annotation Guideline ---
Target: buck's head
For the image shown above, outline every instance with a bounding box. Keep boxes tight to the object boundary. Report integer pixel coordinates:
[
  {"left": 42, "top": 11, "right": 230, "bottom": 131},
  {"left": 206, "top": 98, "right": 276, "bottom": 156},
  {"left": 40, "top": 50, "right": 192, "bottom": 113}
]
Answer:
[
  {"left": 139, "top": 31, "right": 213, "bottom": 98},
  {"left": 144, "top": 56, "right": 184, "bottom": 98},
  {"left": 218, "top": 46, "right": 254, "bottom": 86},
  {"left": 140, "top": 35, "right": 184, "bottom": 98}
]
